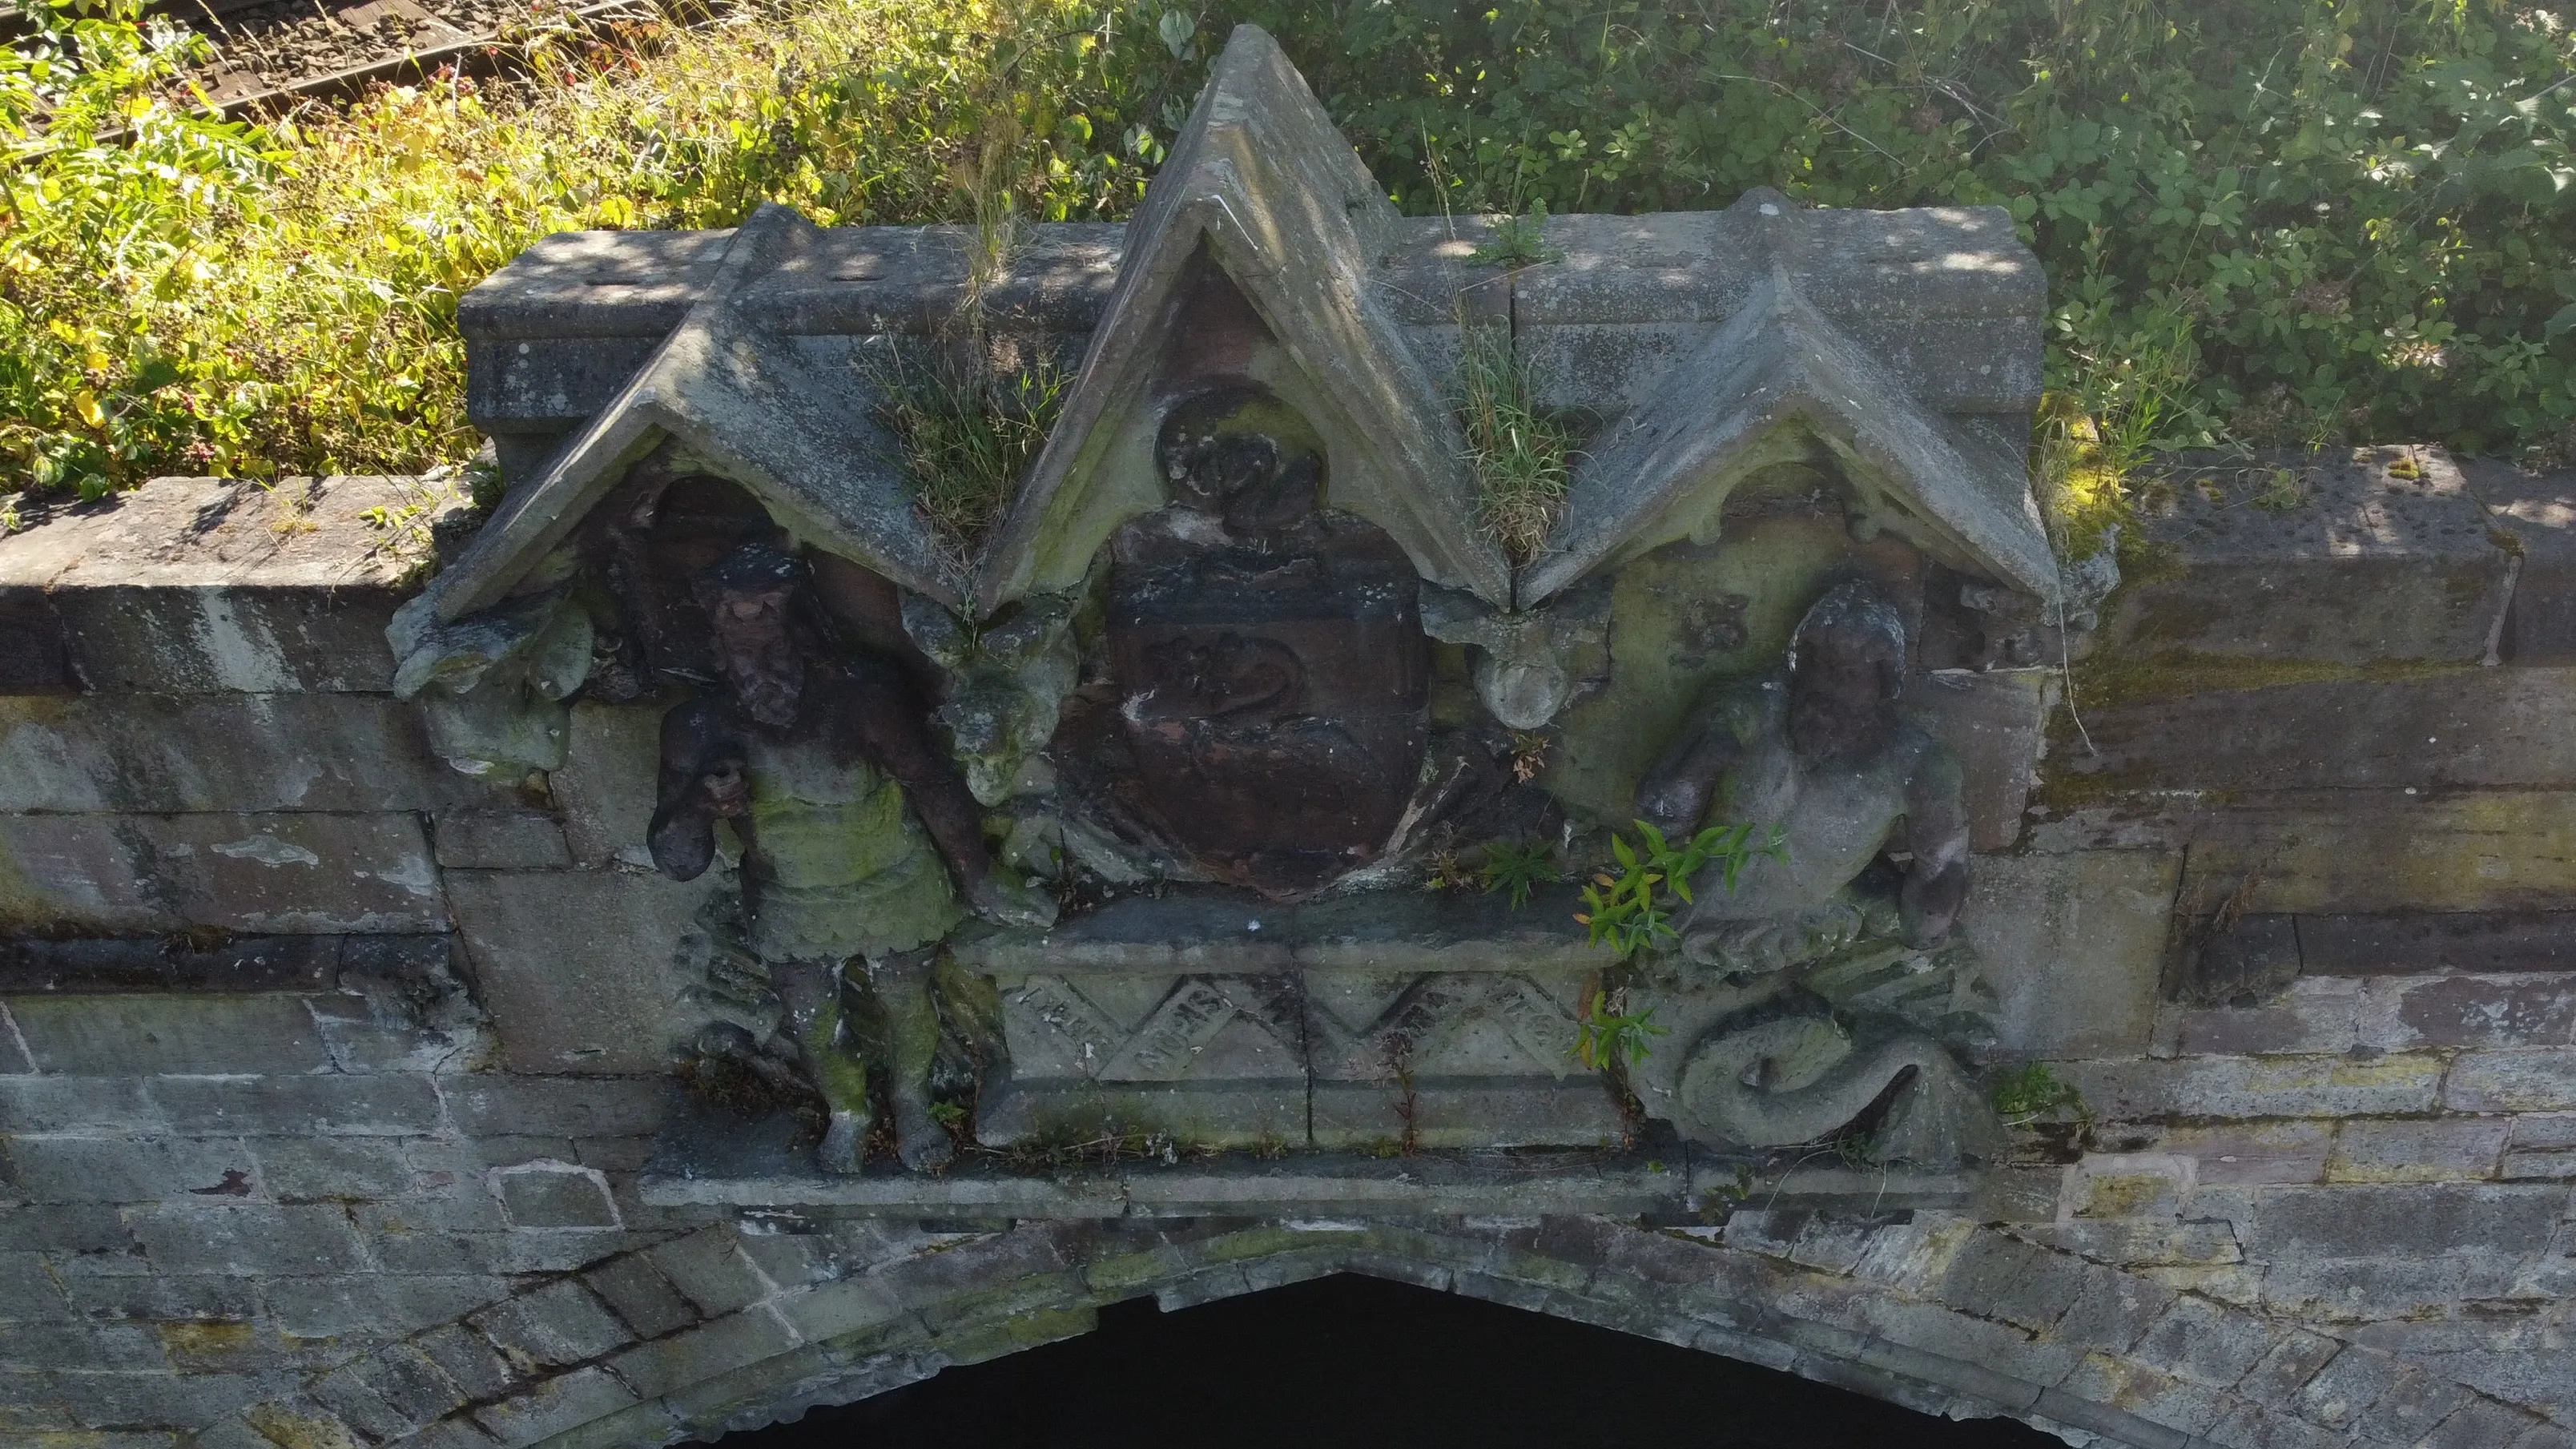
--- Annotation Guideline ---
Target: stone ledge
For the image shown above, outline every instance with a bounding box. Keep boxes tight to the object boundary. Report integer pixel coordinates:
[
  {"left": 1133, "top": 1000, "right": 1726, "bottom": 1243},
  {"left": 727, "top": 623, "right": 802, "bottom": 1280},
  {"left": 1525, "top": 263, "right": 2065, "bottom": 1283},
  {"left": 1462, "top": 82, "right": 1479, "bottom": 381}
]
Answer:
[
  {"left": 0, "top": 931, "right": 459, "bottom": 1000},
  {"left": 950, "top": 884, "right": 1596, "bottom": 976},
  {"left": 634, "top": 1090, "right": 1996, "bottom": 1219}
]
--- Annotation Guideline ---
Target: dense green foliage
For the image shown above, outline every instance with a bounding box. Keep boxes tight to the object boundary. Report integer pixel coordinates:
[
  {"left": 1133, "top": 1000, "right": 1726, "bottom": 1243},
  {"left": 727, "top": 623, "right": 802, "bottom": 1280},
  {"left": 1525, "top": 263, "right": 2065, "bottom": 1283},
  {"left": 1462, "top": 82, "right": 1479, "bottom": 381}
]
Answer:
[
  {"left": 1247, "top": 0, "right": 2576, "bottom": 465},
  {"left": 3, "top": 0, "right": 2574, "bottom": 503}
]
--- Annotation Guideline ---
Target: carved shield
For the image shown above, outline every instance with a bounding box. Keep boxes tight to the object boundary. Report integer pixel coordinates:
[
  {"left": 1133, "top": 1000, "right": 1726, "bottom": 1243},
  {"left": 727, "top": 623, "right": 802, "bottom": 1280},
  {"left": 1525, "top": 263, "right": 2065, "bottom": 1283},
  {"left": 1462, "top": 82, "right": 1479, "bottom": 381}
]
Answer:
[{"left": 1106, "top": 513, "right": 1430, "bottom": 896}]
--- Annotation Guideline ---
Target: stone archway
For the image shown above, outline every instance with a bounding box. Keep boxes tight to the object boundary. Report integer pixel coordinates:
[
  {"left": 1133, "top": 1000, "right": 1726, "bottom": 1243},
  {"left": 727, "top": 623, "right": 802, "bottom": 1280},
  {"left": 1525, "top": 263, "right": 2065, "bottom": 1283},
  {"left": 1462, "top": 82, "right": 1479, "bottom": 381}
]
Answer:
[
  {"left": 196, "top": 1213, "right": 2529, "bottom": 1449},
  {"left": 734, "top": 1270, "right": 2067, "bottom": 1447}
]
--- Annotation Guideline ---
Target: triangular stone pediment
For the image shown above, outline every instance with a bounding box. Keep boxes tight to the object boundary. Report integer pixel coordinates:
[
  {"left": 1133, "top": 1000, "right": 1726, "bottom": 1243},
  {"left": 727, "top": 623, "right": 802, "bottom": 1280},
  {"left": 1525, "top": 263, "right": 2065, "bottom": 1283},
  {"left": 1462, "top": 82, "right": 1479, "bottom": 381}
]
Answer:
[
  {"left": 974, "top": 24, "right": 1510, "bottom": 613},
  {"left": 1520, "top": 249, "right": 2059, "bottom": 607},
  {"left": 426, "top": 205, "right": 960, "bottom": 622}
]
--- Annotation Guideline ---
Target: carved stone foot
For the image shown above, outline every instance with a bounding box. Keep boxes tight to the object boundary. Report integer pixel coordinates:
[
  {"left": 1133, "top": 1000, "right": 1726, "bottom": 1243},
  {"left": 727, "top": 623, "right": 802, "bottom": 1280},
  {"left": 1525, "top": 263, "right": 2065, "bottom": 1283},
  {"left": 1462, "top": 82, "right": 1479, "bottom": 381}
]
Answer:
[
  {"left": 817, "top": 1109, "right": 871, "bottom": 1175},
  {"left": 894, "top": 1098, "right": 955, "bottom": 1173}
]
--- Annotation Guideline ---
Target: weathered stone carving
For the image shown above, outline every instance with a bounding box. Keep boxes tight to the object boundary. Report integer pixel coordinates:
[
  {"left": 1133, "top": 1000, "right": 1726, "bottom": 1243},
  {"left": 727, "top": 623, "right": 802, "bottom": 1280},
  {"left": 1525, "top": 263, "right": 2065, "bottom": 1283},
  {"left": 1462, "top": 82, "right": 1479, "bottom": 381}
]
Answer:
[
  {"left": 645, "top": 542, "right": 1053, "bottom": 1170},
  {"left": 1064, "top": 383, "right": 1433, "bottom": 897},
  {"left": 388, "top": 588, "right": 593, "bottom": 776},
  {"left": 415, "top": 23, "right": 2055, "bottom": 1189},
  {"left": 1627, "top": 578, "right": 2001, "bottom": 1167}
]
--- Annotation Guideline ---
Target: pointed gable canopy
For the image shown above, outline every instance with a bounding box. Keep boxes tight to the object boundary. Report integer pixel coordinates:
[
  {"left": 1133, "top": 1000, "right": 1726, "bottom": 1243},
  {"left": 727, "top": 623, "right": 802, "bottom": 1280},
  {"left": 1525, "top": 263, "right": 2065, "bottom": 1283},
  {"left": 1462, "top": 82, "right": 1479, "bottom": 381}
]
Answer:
[
  {"left": 974, "top": 25, "right": 1511, "bottom": 614},
  {"left": 425, "top": 205, "right": 961, "bottom": 624},
  {"left": 1519, "top": 202, "right": 2059, "bottom": 609}
]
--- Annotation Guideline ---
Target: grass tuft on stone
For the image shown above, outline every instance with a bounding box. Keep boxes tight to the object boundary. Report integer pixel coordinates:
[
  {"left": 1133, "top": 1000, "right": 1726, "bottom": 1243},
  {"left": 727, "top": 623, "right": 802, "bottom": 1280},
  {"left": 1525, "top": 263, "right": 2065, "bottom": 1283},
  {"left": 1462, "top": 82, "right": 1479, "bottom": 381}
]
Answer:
[
  {"left": 871, "top": 352, "right": 1066, "bottom": 560},
  {"left": 1455, "top": 324, "right": 1572, "bottom": 567}
]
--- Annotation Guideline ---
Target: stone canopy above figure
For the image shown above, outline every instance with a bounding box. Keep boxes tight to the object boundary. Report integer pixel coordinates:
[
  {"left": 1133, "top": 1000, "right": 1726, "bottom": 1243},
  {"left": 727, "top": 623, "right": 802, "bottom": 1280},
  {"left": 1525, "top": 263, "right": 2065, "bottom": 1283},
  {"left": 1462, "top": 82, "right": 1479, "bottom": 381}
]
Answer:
[{"left": 408, "top": 22, "right": 2063, "bottom": 1188}]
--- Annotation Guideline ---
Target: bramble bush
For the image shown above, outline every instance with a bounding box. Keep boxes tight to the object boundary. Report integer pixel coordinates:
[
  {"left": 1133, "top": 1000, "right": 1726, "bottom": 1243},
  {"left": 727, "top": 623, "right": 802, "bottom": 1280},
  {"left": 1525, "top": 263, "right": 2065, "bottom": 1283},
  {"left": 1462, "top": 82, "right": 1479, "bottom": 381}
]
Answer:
[{"left": 3, "top": 0, "right": 2574, "bottom": 527}]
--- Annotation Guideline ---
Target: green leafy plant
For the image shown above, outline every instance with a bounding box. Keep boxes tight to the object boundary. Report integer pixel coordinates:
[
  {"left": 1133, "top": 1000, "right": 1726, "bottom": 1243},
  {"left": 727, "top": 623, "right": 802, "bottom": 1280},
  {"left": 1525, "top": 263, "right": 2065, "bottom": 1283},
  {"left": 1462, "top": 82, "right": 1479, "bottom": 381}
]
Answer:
[
  {"left": 1454, "top": 321, "right": 1572, "bottom": 564},
  {"left": 1576, "top": 819, "right": 1788, "bottom": 960},
  {"left": 1477, "top": 839, "right": 1558, "bottom": 908},
  {"left": 1990, "top": 1062, "right": 2088, "bottom": 1129},
  {"left": 1571, "top": 988, "right": 1667, "bottom": 1070},
  {"left": 1464, "top": 195, "right": 1561, "bottom": 268}
]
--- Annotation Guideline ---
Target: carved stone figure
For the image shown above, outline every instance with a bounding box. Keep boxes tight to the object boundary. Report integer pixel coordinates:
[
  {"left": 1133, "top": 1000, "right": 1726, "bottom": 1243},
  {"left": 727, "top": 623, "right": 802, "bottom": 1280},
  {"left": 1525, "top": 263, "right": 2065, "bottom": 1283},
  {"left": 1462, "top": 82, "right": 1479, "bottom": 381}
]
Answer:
[
  {"left": 1089, "top": 383, "right": 1431, "bottom": 896},
  {"left": 1637, "top": 578, "right": 1969, "bottom": 973},
  {"left": 1630, "top": 578, "right": 1999, "bottom": 1167},
  {"left": 646, "top": 543, "right": 1053, "bottom": 1172}
]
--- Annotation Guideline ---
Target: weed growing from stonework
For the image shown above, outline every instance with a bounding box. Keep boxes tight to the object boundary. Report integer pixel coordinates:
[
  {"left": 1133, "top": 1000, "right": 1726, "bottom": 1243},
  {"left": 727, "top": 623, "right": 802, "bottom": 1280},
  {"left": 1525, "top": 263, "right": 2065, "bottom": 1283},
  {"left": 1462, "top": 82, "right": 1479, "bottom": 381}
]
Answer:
[
  {"left": 872, "top": 352, "right": 1066, "bottom": 560},
  {"left": 1576, "top": 819, "right": 1787, "bottom": 961},
  {"left": 1571, "top": 988, "right": 1666, "bottom": 1070},
  {"left": 1455, "top": 322, "right": 1572, "bottom": 566},
  {"left": 1477, "top": 839, "right": 1558, "bottom": 908},
  {"left": 1990, "top": 1062, "right": 2089, "bottom": 1130},
  {"left": 1464, "top": 195, "right": 1561, "bottom": 268}
]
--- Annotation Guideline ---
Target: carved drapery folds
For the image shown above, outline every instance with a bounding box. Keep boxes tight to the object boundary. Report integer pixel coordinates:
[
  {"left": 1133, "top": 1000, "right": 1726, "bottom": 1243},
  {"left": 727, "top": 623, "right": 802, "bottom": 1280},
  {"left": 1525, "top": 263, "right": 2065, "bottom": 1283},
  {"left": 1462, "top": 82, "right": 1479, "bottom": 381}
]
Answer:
[{"left": 414, "top": 23, "right": 2068, "bottom": 1185}]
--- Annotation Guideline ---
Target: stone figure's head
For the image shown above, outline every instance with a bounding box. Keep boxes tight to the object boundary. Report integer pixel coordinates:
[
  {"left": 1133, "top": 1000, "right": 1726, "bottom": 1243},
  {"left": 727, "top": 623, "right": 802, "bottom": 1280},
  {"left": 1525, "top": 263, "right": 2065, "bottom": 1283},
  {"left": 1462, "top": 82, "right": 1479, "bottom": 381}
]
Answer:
[
  {"left": 1156, "top": 383, "right": 1325, "bottom": 534},
  {"left": 694, "top": 542, "right": 809, "bottom": 729},
  {"left": 1786, "top": 577, "right": 1909, "bottom": 761}
]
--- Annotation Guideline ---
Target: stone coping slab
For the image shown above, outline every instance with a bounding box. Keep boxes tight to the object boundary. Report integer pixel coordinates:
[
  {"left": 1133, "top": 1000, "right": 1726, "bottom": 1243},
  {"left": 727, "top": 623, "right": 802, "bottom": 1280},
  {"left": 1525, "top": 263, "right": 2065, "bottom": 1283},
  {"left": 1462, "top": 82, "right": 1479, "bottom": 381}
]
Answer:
[{"left": 638, "top": 1089, "right": 1989, "bottom": 1218}]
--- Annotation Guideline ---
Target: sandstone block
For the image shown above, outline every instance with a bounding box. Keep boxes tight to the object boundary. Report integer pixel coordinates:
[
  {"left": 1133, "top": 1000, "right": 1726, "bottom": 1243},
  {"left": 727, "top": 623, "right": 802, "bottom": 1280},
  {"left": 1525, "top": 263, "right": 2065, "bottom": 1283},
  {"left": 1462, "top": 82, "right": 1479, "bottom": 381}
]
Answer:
[
  {"left": 2300, "top": 911, "right": 2576, "bottom": 974},
  {"left": 445, "top": 867, "right": 720, "bottom": 1074},
  {"left": 1961, "top": 850, "right": 2177, "bottom": 1057},
  {"left": 433, "top": 810, "right": 574, "bottom": 871},
  {"left": 2444, "top": 1048, "right": 2576, "bottom": 1112},
  {"left": 0, "top": 933, "right": 344, "bottom": 995},
  {"left": 445, "top": 1077, "right": 668, "bottom": 1139},
  {"left": 599, "top": 1309, "right": 796, "bottom": 1399},
  {"left": 2246, "top": 1183, "right": 2565, "bottom": 1258},
  {"left": 469, "top": 1366, "right": 647, "bottom": 1448},
  {"left": 0, "top": 694, "right": 469, "bottom": 814},
  {"left": 469, "top": 1280, "right": 631, "bottom": 1370},
  {"left": 549, "top": 702, "right": 664, "bottom": 867},
  {"left": 125, "top": 1203, "right": 372, "bottom": 1276},
  {"left": 2062, "top": 667, "right": 2576, "bottom": 794},
  {"left": 2325, "top": 1118, "right": 2510, "bottom": 1183},
  {"left": 2109, "top": 446, "right": 2512, "bottom": 666},
  {"left": 0, "top": 811, "right": 443, "bottom": 935},
  {"left": 2176, "top": 976, "right": 2361, "bottom": 1057},
  {"left": 2171, "top": 791, "right": 2576, "bottom": 916},
  {"left": 2064, "top": 1054, "right": 2444, "bottom": 1120},
  {"left": 2463, "top": 458, "right": 2576, "bottom": 665},
  {"left": 0, "top": 1075, "right": 163, "bottom": 1133},
  {"left": 1, "top": 1136, "right": 259, "bottom": 1203},
  {"left": 249, "top": 1137, "right": 417, "bottom": 1201},
  {"left": 1910, "top": 668, "right": 2047, "bottom": 851},
  {"left": 4, "top": 996, "right": 331, "bottom": 1076},
  {"left": 2360, "top": 972, "right": 2576, "bottom": 1049},
  {"left": 644, "top": 1232, "right": 771, "bottom": 1318},
  {"left": 2131, "top": 1293, "right": 2280, "bottom": 1389},
  {"left": 0, "top": 477, "right": 443, "bottom": 693},
  {"left": 582, "top": 1255, "right": 698, "bottom": 1339},
  {"left": 147, "top": 1073, "right": 443, "bottom": 1137},
  {"left": 489, "top": 1161, "right": 622, "bottom": 1230}
]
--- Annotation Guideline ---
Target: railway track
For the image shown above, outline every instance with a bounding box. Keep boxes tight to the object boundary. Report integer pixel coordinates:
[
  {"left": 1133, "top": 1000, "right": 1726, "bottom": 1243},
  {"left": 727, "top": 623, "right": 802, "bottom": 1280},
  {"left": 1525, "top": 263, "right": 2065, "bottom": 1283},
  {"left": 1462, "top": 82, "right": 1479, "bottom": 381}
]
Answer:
[
  {"left": 199, "top": 0, "right": 678, "bottom": 117},
  {"left": 8, "top": 0, "right": 688, "bottom": 121}
]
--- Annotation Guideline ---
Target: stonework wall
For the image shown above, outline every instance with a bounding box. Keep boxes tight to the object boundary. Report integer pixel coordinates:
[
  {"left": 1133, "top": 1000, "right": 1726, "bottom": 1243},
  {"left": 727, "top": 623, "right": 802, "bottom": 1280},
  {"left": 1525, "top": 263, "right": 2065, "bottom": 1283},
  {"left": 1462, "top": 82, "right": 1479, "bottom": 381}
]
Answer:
[{"left": 4, "top": 451, "right": 2576, "bottom": 1449}]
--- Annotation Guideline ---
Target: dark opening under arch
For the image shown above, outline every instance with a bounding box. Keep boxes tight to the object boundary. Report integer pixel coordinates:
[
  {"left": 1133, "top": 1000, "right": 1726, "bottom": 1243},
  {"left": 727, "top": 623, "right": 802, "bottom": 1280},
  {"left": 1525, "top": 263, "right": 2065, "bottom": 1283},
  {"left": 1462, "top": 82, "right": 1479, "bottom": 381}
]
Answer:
[{"left": 714, "top": 1273, "right": 2064, "bottom": 1449}]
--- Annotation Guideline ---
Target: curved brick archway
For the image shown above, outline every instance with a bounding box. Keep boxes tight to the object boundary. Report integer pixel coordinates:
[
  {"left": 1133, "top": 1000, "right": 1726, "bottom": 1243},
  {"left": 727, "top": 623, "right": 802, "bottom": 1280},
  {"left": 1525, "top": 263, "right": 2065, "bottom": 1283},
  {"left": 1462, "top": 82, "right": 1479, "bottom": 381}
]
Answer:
[{"left": 190, "top": 1214, "right": 2542, "bottom": 1449}]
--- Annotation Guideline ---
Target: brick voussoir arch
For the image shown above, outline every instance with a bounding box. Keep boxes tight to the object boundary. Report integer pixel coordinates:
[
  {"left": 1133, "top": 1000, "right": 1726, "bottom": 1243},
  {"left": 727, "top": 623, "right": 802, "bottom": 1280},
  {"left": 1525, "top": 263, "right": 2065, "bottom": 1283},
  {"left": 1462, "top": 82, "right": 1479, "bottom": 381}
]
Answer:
[{"left": 187, "top": 1216, "right": 2552, "bottom": 1449}]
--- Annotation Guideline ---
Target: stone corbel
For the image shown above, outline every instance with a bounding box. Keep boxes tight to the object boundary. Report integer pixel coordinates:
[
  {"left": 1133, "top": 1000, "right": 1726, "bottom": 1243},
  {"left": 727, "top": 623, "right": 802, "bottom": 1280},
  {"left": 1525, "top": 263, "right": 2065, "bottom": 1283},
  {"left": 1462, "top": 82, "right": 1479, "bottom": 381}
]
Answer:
[
  {"left": 1419, "top": 578, "right": 1612, "bottom": 731},
  {"left": 389, "top": 586, "right": 594, "bottom": 776},
  {"left": 900, "top": 590, "right": 1081, "bottom": 805}
]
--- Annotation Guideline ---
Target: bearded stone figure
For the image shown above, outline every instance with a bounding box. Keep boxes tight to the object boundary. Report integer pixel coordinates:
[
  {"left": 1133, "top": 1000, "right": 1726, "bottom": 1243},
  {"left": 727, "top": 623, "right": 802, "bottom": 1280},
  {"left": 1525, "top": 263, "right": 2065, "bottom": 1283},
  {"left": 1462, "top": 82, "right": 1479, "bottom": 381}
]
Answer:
[
  {"left": 647, "top": 543, "right": 1054, "bottom": 1173},
  {"left": 1629, "top": 577, "right": 2001, "bottom": 1168}
]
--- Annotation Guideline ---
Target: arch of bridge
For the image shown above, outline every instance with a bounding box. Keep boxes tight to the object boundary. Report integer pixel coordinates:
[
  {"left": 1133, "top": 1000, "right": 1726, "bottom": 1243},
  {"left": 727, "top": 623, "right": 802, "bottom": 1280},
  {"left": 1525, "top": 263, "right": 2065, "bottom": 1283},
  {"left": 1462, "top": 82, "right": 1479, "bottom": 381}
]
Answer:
[{"left": 196, "top": 1211, "right": 2514, "bottom": 1449}]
